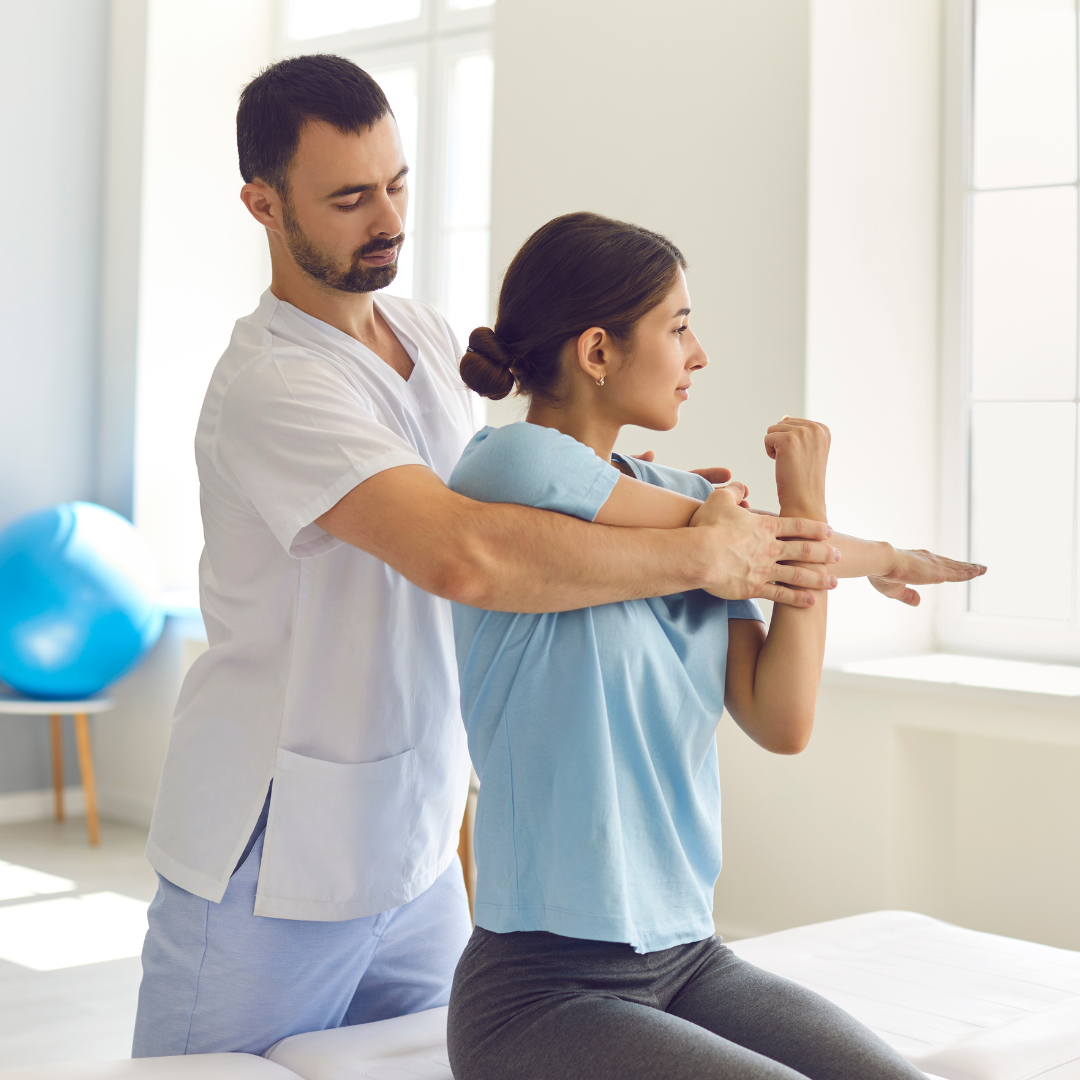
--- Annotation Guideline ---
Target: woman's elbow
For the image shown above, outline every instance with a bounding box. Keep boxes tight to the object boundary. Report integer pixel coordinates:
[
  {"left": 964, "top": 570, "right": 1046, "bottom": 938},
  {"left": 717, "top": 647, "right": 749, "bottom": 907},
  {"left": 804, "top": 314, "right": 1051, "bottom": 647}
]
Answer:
[{"left": 762, "top": 715, "right": 815, "bottom": 755}]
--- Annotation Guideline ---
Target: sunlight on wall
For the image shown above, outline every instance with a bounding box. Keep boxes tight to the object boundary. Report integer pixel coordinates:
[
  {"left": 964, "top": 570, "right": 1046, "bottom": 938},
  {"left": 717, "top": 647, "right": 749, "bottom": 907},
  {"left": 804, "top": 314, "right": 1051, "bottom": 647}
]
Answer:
[{"left": 131, "top": 0, "right": 274, "bottom": 593}]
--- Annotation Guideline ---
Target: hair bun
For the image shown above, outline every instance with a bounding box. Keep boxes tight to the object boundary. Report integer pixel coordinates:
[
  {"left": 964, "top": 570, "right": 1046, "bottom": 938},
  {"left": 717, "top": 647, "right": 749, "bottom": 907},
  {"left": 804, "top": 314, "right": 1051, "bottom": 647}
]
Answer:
[{"left": 460, "top": 326, "right": 516, "bottom": 400}]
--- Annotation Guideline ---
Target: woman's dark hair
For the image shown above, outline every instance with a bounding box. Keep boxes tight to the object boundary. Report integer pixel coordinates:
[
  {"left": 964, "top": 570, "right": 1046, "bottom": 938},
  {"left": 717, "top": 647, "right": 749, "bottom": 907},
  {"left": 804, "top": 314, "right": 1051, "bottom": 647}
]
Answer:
[
  {"left": 461, "top": 212, "right": 686, "bottom": 401},
  {"left": 237, "top": 54, "right": 391, "bottom": 195}
]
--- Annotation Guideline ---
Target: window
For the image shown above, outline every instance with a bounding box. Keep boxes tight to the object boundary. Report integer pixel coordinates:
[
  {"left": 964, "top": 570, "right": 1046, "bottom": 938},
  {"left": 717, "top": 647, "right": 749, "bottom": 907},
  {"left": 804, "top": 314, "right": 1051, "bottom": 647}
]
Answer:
[
  {"left": 939, "top": 0, "right": 1080, "bottom": 661},
  {"left": 281, "top": 0, "right": 495, "bottom": 347},
  {"left": 131, "top": 2, "right": 496, "bottom": 602}
]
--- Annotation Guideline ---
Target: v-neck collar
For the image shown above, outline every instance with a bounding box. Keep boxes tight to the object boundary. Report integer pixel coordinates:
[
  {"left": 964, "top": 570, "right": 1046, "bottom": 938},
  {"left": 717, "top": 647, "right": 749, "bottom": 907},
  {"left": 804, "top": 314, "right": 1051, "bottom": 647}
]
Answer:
[{"left": 280, "top": 292, "right": 421, "bottom": 388}]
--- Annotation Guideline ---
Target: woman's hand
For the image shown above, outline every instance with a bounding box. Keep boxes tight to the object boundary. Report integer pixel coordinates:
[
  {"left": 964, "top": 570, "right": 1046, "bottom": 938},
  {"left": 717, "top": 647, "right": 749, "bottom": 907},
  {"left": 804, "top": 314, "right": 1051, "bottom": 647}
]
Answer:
[
  {"left": 764, "top": 417, "right": 830, "bottom": 521},
  {"left": 868, "top": 548, "right": 987, "bottom": 607}
]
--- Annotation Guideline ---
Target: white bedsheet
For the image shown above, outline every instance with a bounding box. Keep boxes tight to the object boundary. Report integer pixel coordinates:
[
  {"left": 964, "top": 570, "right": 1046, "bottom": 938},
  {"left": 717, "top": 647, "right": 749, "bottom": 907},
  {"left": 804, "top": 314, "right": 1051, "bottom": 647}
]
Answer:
[
  {"left": 728, "top": 910, "right": 1080, "bottom": 1080},
  {"left": 10, "top": 911, "right": 1071, "bottom": 1080}
]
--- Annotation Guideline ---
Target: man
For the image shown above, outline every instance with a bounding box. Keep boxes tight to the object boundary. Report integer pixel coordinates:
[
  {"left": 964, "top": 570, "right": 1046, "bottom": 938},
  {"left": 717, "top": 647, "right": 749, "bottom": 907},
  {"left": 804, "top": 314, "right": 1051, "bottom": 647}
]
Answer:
[{"left": 130, "top": 55, "right": 944, "bottom": 1056}]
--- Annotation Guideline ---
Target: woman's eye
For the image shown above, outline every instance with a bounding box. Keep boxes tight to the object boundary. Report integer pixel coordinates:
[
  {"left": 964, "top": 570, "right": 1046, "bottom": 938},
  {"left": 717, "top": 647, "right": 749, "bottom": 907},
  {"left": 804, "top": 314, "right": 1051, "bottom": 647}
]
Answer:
[{"left": 675, "top": 325, "right": 688, "bottom": 335}]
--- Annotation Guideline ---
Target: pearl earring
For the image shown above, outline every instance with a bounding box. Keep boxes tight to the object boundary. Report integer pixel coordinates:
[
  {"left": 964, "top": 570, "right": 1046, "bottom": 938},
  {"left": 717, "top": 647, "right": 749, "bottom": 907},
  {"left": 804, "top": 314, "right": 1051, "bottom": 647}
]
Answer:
[{"left": 596, "top": 376, "right": 605, "bottom": 387}]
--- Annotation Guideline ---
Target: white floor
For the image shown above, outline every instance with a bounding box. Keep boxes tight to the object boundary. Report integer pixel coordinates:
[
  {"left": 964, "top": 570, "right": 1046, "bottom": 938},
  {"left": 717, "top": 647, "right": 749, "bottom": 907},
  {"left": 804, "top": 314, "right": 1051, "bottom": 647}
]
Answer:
[{"left": 0, "top": 817, "right": 157, "bottom": 1068}]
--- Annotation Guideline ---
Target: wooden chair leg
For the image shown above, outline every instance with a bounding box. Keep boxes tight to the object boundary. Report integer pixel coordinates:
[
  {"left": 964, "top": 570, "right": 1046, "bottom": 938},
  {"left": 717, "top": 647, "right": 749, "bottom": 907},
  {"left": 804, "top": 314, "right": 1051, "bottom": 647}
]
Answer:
[
  {"left": 49, "top": 714, "right": 64, "bottom": 822},
  {"left": 458, "top": 791, "right": 475, "bottom": 921},
  {"left": 73, "top": 713, "right": 100, "bottom": 847}
]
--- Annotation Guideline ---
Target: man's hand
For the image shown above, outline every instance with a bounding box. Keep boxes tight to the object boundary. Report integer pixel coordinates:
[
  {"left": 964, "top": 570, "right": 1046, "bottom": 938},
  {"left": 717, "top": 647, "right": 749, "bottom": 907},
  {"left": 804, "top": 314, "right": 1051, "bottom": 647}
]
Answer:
[
  {"left": 689, "top": 487, "right": 839, "bottom": 607},
  {"left": 869, "top": 548, "right": 987, "bottom": 607}
]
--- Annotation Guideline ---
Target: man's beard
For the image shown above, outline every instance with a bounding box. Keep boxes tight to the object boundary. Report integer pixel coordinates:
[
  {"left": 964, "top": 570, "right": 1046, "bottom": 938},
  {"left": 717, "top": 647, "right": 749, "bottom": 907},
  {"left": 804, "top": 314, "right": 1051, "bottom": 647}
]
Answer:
[{"left": 282, "top": 201, "right": 403, "bottom": 294}]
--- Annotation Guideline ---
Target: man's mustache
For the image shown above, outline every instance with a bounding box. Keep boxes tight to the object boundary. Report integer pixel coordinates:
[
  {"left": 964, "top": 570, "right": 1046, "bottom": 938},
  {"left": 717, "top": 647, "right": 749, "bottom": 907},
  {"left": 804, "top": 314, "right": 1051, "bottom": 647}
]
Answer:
[{"left": 357, "top": 234, "right": 405, "bottom": 258}]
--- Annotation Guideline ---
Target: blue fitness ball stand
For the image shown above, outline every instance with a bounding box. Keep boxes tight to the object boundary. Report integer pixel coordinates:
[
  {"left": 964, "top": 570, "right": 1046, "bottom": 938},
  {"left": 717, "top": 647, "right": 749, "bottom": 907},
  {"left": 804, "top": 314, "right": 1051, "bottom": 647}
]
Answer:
[{"left": 0, "top": 502, "right": 164, "bottom": 845}]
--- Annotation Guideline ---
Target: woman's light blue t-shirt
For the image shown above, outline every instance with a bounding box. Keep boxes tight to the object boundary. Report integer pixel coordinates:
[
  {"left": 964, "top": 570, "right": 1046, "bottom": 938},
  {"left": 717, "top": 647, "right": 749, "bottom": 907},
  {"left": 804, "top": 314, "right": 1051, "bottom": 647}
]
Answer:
[{"left": 449, "top": 422, "right": 764, "bottom": 954}]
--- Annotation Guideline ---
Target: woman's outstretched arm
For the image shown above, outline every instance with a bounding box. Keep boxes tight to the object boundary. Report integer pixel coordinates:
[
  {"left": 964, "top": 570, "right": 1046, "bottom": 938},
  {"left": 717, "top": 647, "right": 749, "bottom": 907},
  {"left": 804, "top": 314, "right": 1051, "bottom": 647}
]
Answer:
[{"left": 595, "top": 473, "right": 984, "bottom": 603}]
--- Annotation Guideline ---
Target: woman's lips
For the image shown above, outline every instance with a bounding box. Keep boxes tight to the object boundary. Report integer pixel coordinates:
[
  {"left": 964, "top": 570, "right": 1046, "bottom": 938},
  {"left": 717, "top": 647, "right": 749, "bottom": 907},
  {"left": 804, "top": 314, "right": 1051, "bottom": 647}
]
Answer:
[{"left": 676, "top": 386, "right": 690, "bottom": 399}]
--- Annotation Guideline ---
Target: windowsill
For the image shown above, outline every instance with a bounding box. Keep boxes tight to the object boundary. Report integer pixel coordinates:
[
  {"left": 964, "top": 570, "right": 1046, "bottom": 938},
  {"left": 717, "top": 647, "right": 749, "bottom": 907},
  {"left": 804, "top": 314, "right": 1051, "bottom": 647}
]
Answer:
[
  {"left": 820, "top": 654, "right": 1080, "bottom": 746},
  {"left": 830, "top": 653, "right": 1080, "bottom": 697}
]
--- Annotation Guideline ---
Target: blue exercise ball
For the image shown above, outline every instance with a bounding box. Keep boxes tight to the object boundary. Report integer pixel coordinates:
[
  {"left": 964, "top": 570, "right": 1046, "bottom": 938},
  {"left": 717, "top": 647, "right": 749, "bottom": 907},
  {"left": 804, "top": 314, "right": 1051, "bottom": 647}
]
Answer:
[{"left": 0, "top": 502, "right": 164, "bottom": 699}]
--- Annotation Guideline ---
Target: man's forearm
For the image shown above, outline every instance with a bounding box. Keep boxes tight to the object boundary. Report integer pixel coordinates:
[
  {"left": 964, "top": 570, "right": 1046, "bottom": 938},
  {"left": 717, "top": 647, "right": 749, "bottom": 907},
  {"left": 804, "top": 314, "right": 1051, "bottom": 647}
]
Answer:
[
  {"left": 316, "top": 465, "right": 835, "bottom": 613},
  {"left": 453, "top": 501, "right": 714, "bottom": 613}
]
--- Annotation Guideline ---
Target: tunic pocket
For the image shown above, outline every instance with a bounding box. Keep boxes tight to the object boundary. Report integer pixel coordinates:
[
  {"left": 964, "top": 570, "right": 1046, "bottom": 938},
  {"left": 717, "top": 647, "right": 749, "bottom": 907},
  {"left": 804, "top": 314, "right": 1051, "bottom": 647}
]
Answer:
[{"left": 254, "top": 745, "right": 417, "bottom": 921}]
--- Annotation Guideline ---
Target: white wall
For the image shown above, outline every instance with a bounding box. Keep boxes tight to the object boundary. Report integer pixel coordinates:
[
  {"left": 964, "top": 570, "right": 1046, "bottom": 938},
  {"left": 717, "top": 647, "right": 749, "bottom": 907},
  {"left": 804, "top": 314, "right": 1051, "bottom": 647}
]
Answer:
[
  {"left": 492, "top": 0, "right": 1080, "bottom": 952},
  {"left": 489, "top": 0, "right": 813, "bottom": 511},
  {"left": 0, "top": 0, "right": 109, "bottom": 796},
  {"left": 805, "top": 0, "right": 943, "bottom": 665},
  {"left": 0, "top": 0, "right": 107, "bottom": 527}
]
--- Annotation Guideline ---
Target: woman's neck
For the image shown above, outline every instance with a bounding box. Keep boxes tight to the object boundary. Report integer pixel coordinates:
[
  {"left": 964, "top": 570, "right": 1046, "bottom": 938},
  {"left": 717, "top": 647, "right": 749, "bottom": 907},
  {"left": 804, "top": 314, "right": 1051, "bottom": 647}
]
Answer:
[{"left": 525, "top": 397, "right": 622, "bottom": 464}]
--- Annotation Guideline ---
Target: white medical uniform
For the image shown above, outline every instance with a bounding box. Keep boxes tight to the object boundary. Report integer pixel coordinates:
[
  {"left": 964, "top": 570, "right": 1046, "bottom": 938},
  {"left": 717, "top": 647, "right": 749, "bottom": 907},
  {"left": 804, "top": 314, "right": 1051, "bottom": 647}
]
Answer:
[{"left": 146, "top": 288, "right": 481, "bottom": 922}]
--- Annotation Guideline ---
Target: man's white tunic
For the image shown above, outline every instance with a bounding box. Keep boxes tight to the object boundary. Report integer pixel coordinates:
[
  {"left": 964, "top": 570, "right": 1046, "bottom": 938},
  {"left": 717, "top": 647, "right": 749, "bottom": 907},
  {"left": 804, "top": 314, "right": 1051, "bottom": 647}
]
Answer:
[{"left": 146, "top": 289, "right": 481, "bottom": 921}]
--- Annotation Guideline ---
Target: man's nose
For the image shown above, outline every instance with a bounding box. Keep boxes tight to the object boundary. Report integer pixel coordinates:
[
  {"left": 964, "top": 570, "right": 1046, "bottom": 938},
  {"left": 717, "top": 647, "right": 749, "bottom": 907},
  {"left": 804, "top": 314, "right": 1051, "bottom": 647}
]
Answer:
[{"left": 371, "top": 189, "right": 404, "bottom": 237}]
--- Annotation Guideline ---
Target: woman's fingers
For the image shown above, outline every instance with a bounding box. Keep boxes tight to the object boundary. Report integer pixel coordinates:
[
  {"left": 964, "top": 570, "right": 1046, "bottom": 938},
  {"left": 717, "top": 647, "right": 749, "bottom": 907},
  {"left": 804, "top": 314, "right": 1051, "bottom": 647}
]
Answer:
[
  {"left": 889, "top": 549, "right": 987, "bottom": 585},
  {"left": 690, "top": 465, "right": 733, "bottom": 485},
  {"left": 869, "top": 576, "right": 922, "bottom": 606}
]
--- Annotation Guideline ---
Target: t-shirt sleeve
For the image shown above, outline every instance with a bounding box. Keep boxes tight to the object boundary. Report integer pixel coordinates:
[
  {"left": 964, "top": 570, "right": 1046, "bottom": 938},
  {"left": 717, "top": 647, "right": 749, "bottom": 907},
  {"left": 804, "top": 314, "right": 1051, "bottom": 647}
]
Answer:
[
  {"left": 728, "top": 599, "right": 766, "bottom": 622},
  {"left": 214, "top": 348, "right": 427, "bottom": 558},
  {"left": 450, "top": 423, "right": 620, "bottom": 522}
]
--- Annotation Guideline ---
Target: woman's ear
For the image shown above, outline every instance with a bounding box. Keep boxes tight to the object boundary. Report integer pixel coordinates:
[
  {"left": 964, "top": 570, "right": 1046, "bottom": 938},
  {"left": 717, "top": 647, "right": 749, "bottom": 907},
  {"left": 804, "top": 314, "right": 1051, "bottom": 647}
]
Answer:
[{"left": 575, "top": 327, "right": 610, "bottom": 385}]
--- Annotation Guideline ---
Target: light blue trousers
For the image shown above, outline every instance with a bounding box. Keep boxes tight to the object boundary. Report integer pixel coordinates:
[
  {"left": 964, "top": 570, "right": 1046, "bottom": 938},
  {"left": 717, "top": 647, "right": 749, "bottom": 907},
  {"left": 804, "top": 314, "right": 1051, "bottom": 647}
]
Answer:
[{"left": 132, "top": 821, "right": 472, "bottom": 1057}]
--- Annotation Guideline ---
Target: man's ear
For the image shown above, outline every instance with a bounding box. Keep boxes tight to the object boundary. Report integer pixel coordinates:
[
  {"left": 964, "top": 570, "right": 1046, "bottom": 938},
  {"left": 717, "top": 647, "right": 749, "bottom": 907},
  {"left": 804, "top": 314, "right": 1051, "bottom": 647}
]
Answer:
[
  {"left": 575, "top": 327, "right": 610, "bottom": 384},
  {"left": 240, "top": 181, "right": 283, "bottom": 234}
]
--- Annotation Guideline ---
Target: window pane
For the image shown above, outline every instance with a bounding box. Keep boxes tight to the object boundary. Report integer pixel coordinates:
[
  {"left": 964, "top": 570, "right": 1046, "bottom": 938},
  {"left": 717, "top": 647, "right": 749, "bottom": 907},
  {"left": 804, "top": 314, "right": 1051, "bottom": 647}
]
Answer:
[
  {"left": 443, "top": 52, "right": 493, "bottom": 343},
  {"left": 288, "top": 0, "right": 421, "bottom": 39},
  {"left": 445, "top": 53, "right": 493, "bottom": 230},
  {"left": 969, "top": 401, "right": 1075, "bottom": 620},
  {"left": 970, "top": 186, "right": 1077, "bottom": 401},
  {"left": 973, "top": 0, "right": 1078, "bottom": 190},
  {"left": 367, "top": 64, "right": 419, "bottom": 300},
  {"left": 443, "top": 229, "right": 490, "bottom": 349}
]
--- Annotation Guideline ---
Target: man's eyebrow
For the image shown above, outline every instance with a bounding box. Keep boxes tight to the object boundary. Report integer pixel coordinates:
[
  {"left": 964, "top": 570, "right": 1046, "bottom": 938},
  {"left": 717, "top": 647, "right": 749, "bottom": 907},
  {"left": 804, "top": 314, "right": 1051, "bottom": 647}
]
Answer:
[{"left": 325, "top": 165, "right": 409, "bottom": 200}]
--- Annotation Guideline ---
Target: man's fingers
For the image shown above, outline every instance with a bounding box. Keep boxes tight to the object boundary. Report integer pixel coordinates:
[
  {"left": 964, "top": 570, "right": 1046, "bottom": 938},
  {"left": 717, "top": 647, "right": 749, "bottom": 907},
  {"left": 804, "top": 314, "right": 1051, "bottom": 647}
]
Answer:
[
  {"left": 756, "top": 582, "right": 817, "bottom": 607},
  {"left": 775, "top": 538, "right": 840, "bottom": 565},
  {"left": 633, "top": 450, "right": 656, "bottom": 462},
  {"left": 691, "top": 466, "right": 733, "bottom": 485},
  {"left": 773, "top": 516, "right": 833, "bottom": 541},
  {"left": 771, "top": 563, "right": 836, "bottom": 591}
]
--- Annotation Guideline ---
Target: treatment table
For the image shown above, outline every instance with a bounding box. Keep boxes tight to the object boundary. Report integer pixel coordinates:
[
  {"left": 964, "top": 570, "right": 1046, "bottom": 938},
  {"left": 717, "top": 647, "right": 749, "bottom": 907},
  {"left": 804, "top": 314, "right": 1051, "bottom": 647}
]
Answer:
[{"left": 4, "top": 911, "right": 1079, "bottom": 1080}]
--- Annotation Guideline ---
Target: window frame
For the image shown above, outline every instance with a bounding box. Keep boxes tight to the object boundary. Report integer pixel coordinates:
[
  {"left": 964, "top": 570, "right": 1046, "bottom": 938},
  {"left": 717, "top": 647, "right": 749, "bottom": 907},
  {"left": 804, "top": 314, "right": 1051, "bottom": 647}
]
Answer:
[
  {"left": 276, "top": 0, "right": 494, "bottom": 334},
  {"left": 937, "top": 0, "right": 1080, "bottom": 663}
]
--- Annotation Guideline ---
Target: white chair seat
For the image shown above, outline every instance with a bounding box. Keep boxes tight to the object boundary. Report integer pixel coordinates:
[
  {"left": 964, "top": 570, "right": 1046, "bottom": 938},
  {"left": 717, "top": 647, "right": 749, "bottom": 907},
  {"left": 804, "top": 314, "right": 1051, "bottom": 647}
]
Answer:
[
  {"left": 728, "top": 910, "right": 1080, "bottom": 1080},
  {"left": 0, "top": 1056, "right": 299, "bottom": 1080}
]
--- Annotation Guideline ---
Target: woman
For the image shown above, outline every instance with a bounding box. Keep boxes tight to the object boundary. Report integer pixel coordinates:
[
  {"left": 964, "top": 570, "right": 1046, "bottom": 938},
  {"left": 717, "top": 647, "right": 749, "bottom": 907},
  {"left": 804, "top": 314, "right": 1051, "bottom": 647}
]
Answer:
[{"left": 446, "top": 211, "right": 983, "bottom": 1080}]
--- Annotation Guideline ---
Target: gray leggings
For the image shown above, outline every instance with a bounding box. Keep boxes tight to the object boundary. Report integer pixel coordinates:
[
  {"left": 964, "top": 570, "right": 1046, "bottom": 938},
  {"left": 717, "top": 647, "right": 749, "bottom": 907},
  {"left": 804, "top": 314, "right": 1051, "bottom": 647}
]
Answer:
[{"left": 447, "top": 927, "right": 926, "bottom": 1080}]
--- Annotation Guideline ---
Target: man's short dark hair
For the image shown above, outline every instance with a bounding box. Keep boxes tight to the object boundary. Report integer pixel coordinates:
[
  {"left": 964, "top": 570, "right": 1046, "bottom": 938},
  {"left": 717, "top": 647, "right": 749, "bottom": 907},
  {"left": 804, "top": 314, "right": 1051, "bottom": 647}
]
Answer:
[{"left": 237, "top": 54, "right": 391, "bottom": 194}]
